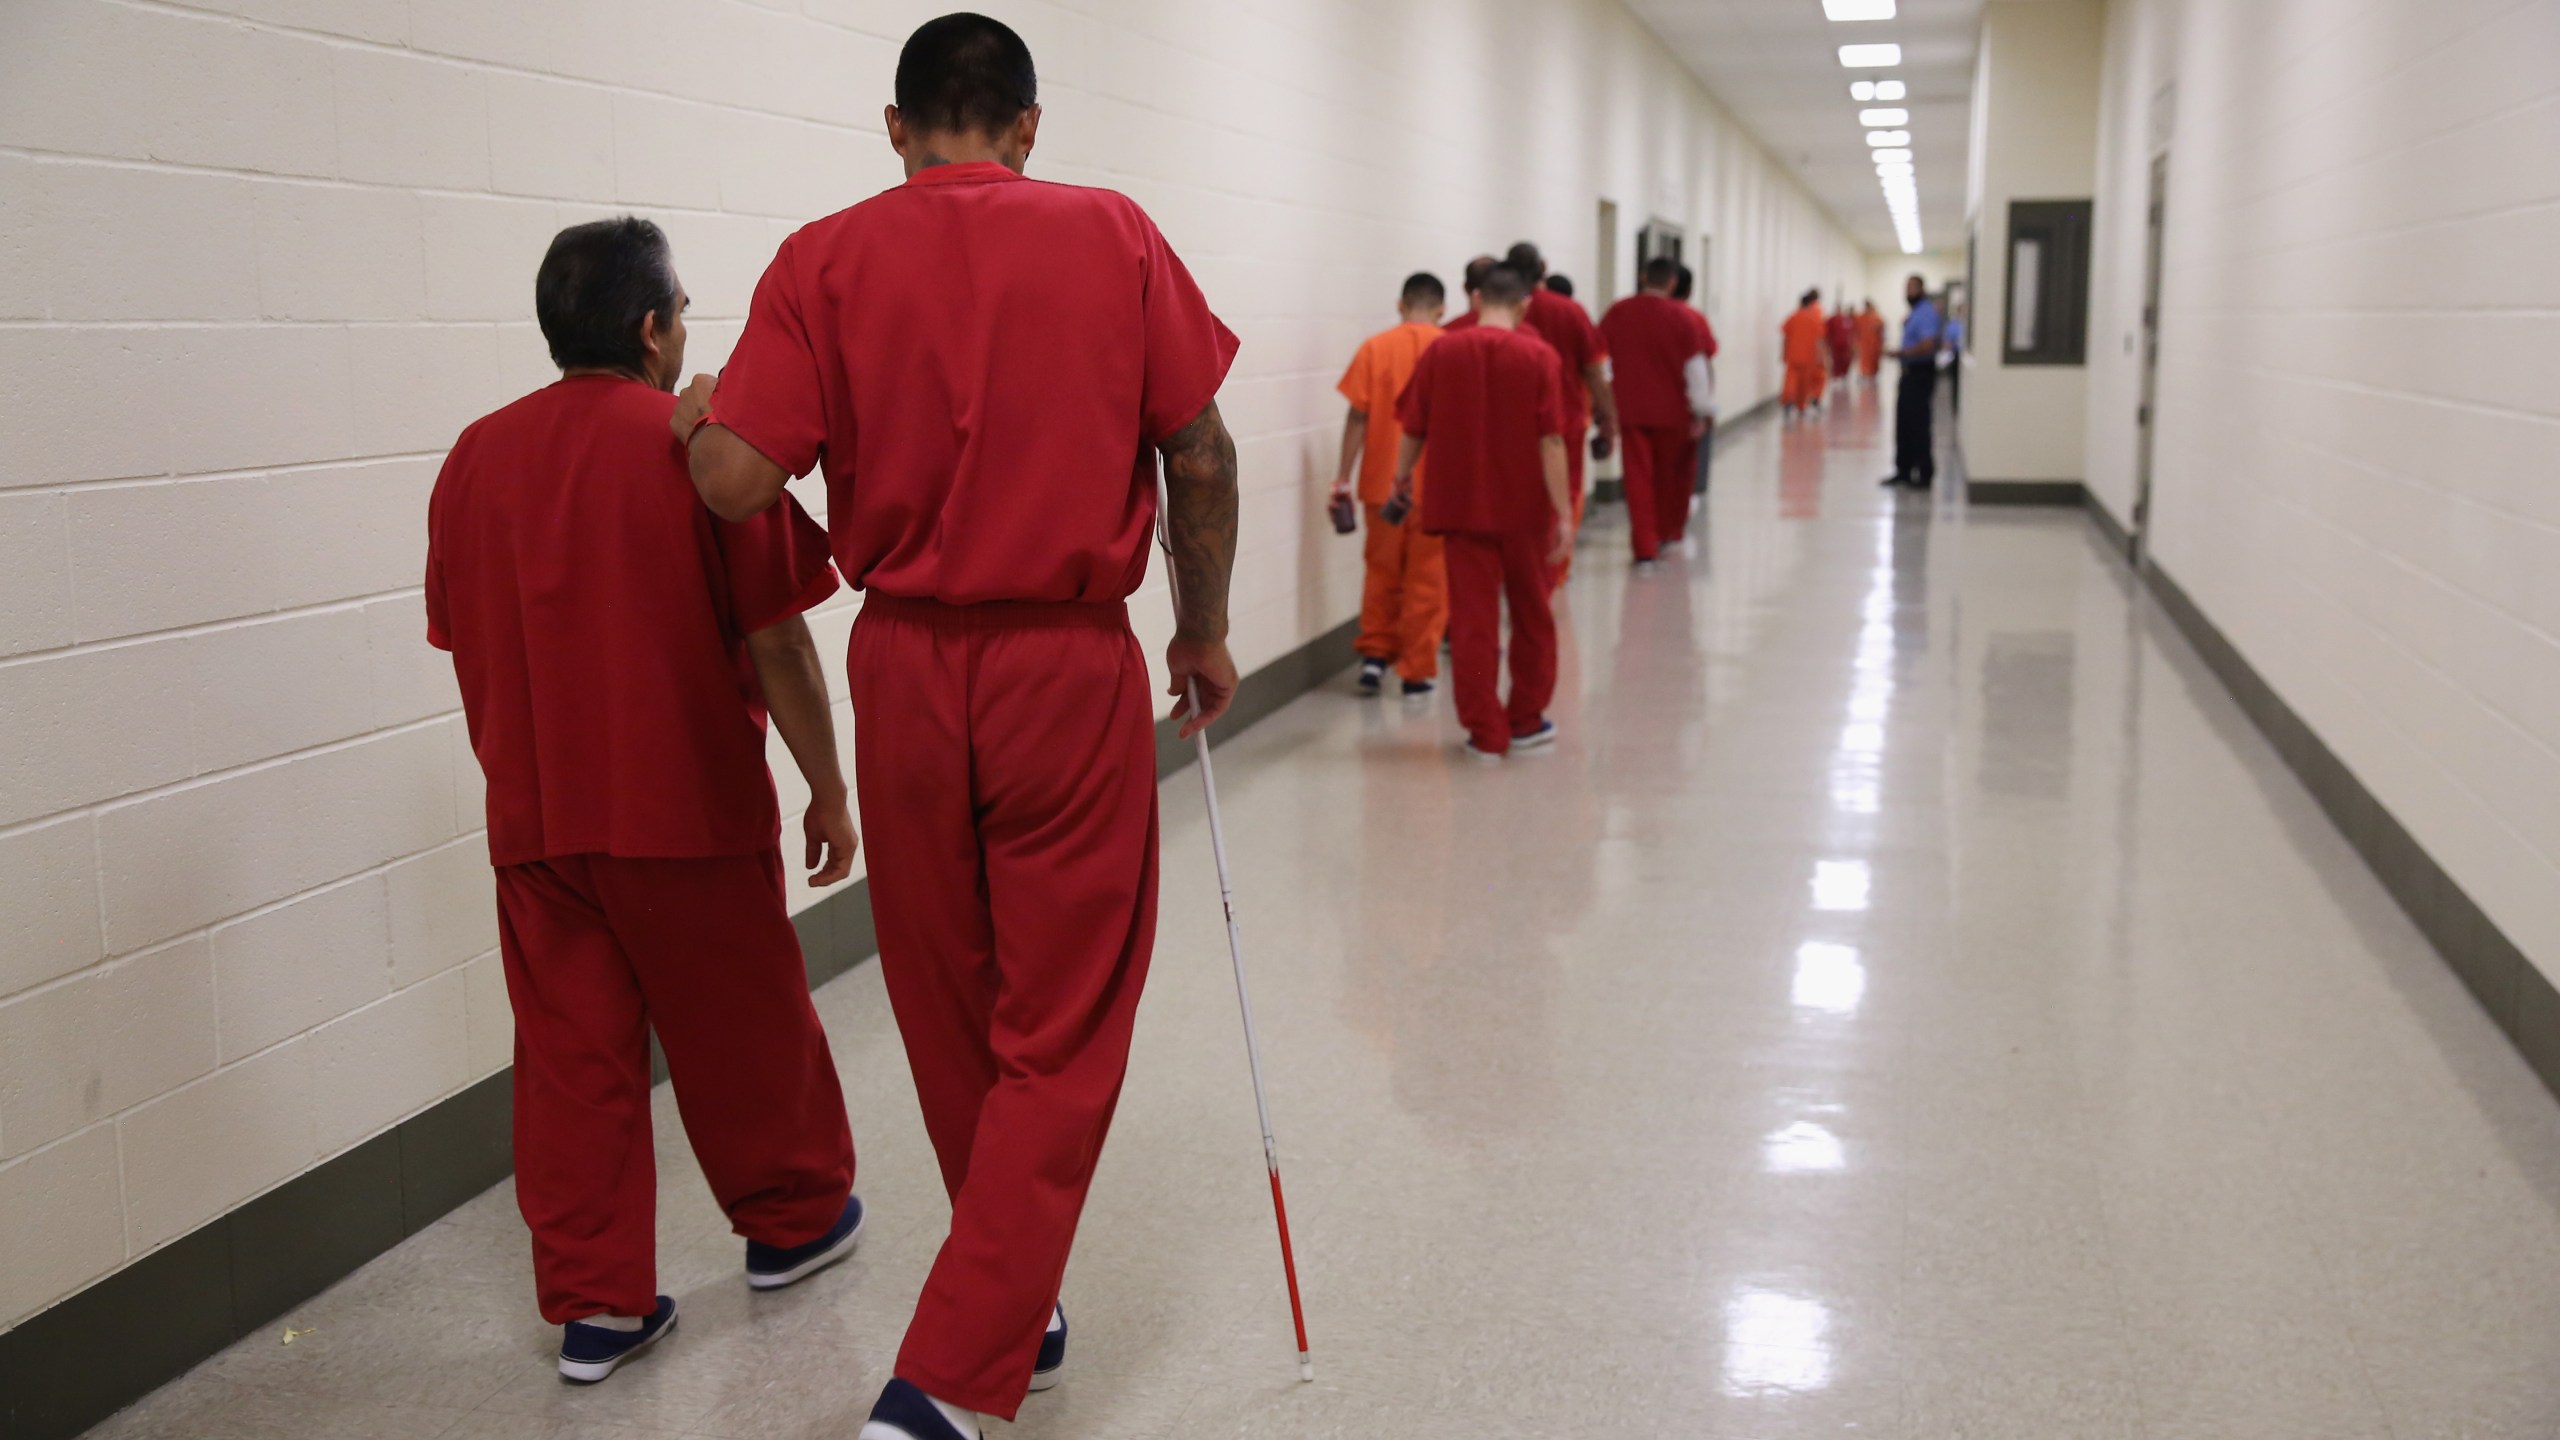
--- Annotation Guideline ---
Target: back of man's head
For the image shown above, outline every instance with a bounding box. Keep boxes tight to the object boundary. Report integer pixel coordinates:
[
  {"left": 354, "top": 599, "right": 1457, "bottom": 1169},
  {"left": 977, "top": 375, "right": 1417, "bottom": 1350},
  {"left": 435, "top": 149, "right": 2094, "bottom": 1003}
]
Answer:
[
  {"left": 1802, "top": 288, "right": 1821, "bottom": 307},
  {"left": 1642, "top": 256, "right": 1680, "bottom": 291},
  {"left": 1477, "top": 263, "right": 1532, "bottom": 309},
  {"left": 1544, "top": 273, "right": 1574, "bottom": 298},
  {"left": 1673, "top": 265, "right": 1695, "bottom": 302},
  {"left": 1401, "top": 271, "right": 1447, "bottom": 311},
  {"left": 895, "top": 13, "right": 1037, "bottom": 136},
  {"left": 1504, "top": 242, "right": 1546, "bottom": 282},
  {"left": 535, "top": 217, "right": 676, "bottom": 374},
  {"left": 1461, "top": 253, "right": 1499, "bottom": 296}
]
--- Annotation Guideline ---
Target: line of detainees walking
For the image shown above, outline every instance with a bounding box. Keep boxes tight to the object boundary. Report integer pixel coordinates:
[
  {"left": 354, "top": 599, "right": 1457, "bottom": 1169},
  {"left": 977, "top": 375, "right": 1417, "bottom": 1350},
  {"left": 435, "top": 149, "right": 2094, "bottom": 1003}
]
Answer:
[{"left": 1328, "top": 246, "right": 1956, "bottom": 763}]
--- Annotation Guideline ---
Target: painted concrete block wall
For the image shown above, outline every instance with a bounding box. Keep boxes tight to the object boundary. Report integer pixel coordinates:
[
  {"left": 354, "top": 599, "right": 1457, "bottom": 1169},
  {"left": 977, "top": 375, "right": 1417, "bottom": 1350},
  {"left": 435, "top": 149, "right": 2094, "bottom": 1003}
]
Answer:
[
  {"left": 0, "top": 0, "right": 1863, "bottom": 1331},
  {"left": 1957, "top": 0, "right": 2103, "bottom": 485},
  {"left": 2083, "top": 0, "right": 2560, "bottom": 983}
]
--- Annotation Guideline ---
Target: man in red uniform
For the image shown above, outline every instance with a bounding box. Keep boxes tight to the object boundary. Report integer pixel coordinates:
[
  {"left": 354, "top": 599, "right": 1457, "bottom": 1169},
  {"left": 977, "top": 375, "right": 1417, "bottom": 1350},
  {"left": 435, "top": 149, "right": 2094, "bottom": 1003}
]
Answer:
[
  {"left": 1671, "top": 263, "right": 1720, "bottom": 519},
  {"left": 1826, "top": 303, "right": 1857, "bottom": 383},
  {"left": 1501, "top": 241, "right": 1617, "bottom": 590},
  {"left": 671, "top": 17, "right": 1241, "bottom": 1440},
  {"left": 1390, "top": 264, "right": 1572, "bottom": 761},
  {"left": 425, "top": 217, "right": 862, "bottom": 1385},
  {"left": 1330, "top": 271, "right": 1447, "bottom": 697},
  {"left": 1599, "top": 256, "right": 1717, "bottom": 568},
  {"left": 1781, "top": 289, "right": 1829, "bottom": 416}
]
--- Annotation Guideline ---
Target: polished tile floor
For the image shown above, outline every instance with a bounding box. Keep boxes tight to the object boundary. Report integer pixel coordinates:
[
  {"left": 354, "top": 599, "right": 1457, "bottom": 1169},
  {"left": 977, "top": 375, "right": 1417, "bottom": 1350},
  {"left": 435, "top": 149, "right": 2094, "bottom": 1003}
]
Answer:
[{"left": 85, "top": 386, "right": 2560, "bottom": 1438}]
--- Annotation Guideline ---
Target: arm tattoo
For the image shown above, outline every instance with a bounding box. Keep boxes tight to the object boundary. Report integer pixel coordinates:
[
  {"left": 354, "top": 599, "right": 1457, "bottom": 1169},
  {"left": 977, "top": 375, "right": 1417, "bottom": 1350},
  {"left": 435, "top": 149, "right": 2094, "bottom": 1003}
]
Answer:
[{"left": 1158, "top": 400, "right": 1239, "bottom": 643}]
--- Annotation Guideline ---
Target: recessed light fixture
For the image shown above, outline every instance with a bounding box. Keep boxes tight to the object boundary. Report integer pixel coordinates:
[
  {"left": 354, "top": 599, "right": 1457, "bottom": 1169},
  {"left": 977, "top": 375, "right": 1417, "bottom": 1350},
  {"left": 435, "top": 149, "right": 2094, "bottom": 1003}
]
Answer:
[
  {"left": 1870, "top": 148, "right": 1913, "bottom": 163},
  {"left": 1865, "top": 130, "right": 1911, "bottom": 147},
  {"left": 1822, "top": 0, "right": 1895, "bottom": 18},
  {"left": 1874, "top": 80, "right": 1907, "bottom": 101},
  {"left": 1857, "top": 108, "right": 1909, "bottom": 127},
  {"left": 1838, "top": 43, "right": 1902, "bottom": 68}
]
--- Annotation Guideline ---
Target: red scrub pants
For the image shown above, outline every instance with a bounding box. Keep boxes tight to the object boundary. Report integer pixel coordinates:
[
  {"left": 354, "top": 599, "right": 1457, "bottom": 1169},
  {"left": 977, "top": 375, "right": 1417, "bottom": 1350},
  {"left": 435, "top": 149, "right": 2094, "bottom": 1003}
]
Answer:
[
  {"left": 495, "top": 850, "right": 855, "bottom": 1325},
  {"left": 1444, "top": 529, "right": 1560, "bottom": 754},
  {"left": 847, "top": 596, "right": 1160, "bottom": 1420},
  {"left": 1618, "top": 423, "right": 1694, "bottom": 563},
  {"left": 1549, "top": 423, "right": 1590, "bottom": 591}
]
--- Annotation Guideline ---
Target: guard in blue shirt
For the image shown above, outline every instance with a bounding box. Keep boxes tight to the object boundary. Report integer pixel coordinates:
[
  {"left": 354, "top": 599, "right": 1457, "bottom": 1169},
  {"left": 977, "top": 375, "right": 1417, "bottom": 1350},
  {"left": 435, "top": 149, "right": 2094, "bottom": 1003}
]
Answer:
[{"left": 1882, "top": 275, "right": 1943, "bottom": 489}]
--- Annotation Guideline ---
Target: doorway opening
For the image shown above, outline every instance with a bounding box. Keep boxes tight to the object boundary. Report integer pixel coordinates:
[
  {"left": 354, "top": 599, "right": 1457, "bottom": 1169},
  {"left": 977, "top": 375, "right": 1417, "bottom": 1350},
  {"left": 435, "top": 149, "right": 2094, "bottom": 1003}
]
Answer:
[{"left": 2131, "top": 151, "right": 2168, "bottom": 564}]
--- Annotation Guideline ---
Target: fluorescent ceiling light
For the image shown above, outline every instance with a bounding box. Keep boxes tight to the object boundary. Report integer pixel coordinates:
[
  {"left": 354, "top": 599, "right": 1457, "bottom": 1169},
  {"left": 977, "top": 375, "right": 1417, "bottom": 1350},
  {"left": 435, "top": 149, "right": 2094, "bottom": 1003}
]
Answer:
[
  {"left": 1838, "top": 43, "right": 1902, "bottom": 67},
  {"left": 1858, "top": 108, "right": 1909, "bottom": 127},
  {"left": 1874, "top": 80, "right": 1906, "bottom": 100},
  {"left": 1870, "top": 147, "right": 1913, "bottom": 162},
  {"left": 1865, "top": 130, "right": 1911, "bottom": 147},
  {"left": 1875, "top": 162, "right": 1915, "bottom": 177},
  {"left": 1850, "top": 80, "right": 1877, "bottom": 101},
  {"left": 1822, "top": 0, "right": 1895, "bottom": 18}
]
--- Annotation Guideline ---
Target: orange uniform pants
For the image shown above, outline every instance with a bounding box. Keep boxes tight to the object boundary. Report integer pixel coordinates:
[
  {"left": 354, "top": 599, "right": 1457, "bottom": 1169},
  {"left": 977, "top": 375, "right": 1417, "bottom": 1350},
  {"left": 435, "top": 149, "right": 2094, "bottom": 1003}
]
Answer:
[
  {"left": 496, "top": 849, "right": 855, "bottom": 1326},
  {"left": 1445, "top": 529, "right": 1559, "bottom": 754},
  {"left": 1358, "top": 503, "right": 1447, "bottom": 680},
  {"left": 847, "top": 596, "right": 1159, "bottom": 1421},
  {"left": 1784, "top": 361, "right": 1829, "bottom": 410}
]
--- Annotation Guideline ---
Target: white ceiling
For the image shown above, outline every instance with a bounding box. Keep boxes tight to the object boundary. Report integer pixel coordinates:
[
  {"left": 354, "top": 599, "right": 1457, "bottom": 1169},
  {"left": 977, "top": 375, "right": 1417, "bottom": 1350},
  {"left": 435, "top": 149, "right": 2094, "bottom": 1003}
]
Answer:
[{"left": 1626, "top": 0, "right": 1983, "bottom": 256}]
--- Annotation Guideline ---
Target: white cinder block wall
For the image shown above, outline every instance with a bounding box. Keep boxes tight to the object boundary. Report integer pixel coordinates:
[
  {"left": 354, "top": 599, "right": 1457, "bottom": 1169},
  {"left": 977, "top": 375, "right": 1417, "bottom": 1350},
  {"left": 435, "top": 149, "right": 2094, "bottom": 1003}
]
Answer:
[
  {"left": 2083, "top": 0, "right": 2560, "bottom": 981},
  {"left": 0, "top": 0, "right": 1864, "bottom": 1331}
]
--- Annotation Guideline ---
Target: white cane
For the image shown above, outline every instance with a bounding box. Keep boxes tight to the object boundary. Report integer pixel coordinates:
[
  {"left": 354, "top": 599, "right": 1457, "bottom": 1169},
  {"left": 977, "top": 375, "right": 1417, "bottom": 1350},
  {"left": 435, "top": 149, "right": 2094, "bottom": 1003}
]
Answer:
[{"left": 1152, "top": 465, "right": 1314, "bottom": 1384}]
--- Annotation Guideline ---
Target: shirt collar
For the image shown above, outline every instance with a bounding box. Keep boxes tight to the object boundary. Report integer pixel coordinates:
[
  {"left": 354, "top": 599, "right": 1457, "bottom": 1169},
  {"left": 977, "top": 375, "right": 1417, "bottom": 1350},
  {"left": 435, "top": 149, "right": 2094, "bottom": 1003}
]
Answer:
[{"left": 903, "top": 161, "right": 1025, "bottom": 189}]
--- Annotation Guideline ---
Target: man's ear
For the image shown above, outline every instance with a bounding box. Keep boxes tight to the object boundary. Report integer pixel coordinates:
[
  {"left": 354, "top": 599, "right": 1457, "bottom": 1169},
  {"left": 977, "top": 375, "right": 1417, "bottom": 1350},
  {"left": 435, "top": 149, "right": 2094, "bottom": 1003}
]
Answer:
[
  {"left": 638, "top": 308, "right": 662, "bottom": 366},
  {"left": 885, "top": 104, "right": 908, "bottom": 157},
  {"left": 1014, "top": 104, "right": 1042, "bottom": 160}
]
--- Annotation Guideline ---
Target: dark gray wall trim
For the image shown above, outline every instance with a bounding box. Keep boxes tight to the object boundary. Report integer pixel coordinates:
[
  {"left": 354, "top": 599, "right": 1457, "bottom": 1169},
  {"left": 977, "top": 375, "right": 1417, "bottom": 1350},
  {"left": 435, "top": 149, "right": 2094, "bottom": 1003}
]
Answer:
[
  {"left": 2081, "top": 500, "right": 2560, "bottom": 1106},
  {"left": 4, "top": 617, "right": 1363, "bottom": 1440},
  {"left": 2081, "top": 486, "right": 2132, "bottom": 562},
  {"left": 1967, "top": 479, "right": 2087, "bottom": 506}
]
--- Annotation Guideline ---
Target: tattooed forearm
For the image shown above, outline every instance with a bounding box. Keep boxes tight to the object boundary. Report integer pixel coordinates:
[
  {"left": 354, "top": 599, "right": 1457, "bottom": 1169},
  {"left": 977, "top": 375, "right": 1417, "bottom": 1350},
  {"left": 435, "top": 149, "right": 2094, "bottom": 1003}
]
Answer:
[{"left": 1158, "top": 399, "right": 1239, "bottom": 643}]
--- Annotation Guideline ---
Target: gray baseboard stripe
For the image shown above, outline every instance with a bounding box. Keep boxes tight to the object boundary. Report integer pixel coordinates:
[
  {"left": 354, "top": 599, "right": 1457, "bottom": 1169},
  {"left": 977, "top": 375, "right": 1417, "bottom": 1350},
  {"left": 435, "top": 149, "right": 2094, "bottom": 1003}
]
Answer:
[
  {"left": 1589, "top": 394, "right": 1774, "bottom": 506},
  {"left": 0, "top": 614, "right": 1364, "bottom": 1440},
  {"left": 2076, "top": 496, "right": 2560, "bottom": 1105},
  {"left": 1967, "top": 479, "right": 2086, "bottom": 506}
]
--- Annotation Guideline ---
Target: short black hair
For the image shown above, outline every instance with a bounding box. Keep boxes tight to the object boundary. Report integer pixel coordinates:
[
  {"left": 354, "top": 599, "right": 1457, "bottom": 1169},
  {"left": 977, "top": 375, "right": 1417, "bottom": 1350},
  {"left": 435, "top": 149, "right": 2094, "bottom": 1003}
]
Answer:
[
  {"left": 1673, "top": 264, "right": 1695, "bottom": 302},
  {"left": 895, "top": 13, "right": 1037, "bottom": 137},
  {"left": 1504, "top": 241, "right": 1545, "bottom": 281},
  {"left": 1462, "top": 254, "right": 1499, "bottom": 294},
  {"left": 1544, "top": 273, "right": 1574, "bottom": 297},
  {"left": 535, "top": 216, "right": 678, "bottom": 374},
  {"left": 1802, "top": 288, "right": 1822, "bottom": 306},
  {"left": 1400, "top": 271, "right": 1445, "bottom": 308},
  {"left": 1642, "top": 256, "right": 1679, "bottom": 289},
  {"left": 1478, "top": 263, "right": 1531, "bottom": 307}
]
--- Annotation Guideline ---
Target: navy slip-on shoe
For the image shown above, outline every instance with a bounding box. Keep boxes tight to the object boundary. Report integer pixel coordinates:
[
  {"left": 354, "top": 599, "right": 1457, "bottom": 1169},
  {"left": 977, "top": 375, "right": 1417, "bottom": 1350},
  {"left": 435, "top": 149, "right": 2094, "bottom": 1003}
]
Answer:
[
  {"left": 745, "top": 1193, "right": 865, "bottom": 1290},
  {"left": 1510, "top": 720, "right": 1559, "bottom": 752},
  {"left": 1028, "top": 1303, "right": 1067, "bottom": 1392},
  {"left": 857, "top": 1378, "right": 981, "bottom": 1440},
  {"left": 1356, "top": 657, "right": 1388, "bottom": 694},
  {"left": 557, "top": 1295, "right": 676, "bottom": 1383}
]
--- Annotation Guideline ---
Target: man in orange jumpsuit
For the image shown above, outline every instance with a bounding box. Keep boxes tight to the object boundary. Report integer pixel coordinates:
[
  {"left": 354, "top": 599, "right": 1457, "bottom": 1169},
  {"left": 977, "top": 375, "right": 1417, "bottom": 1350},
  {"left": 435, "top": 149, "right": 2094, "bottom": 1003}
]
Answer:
[
  {"left": 1599, "top": 256, "right": 1716, "bottom": 568},
  {"left": 1389, "top": 263, "right": 1573, "bottom": 761},
  {"left": 1855, "top": 300, "right": 1886, "bottom": 381},
  {"left": 1780, "top": 289, "right": 1829, "bottom": 416},
  {"left": 1331, "top": 271, "right": 1447, "bottom": 697},
  {"left": 674, "top": 17, "right": 1240, "bottom": 1440}
]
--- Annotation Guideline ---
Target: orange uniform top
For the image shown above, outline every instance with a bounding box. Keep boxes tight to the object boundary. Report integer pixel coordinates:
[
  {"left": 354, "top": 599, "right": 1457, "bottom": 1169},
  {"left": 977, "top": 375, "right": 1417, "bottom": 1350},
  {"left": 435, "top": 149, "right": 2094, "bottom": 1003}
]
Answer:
[
  {"left": 1781, "top": 303, "right": 1828, "bottom": 366},
  {"left": 1336, "top": 320, "right": 1441, "bottom": 505},
  {"left": 1854, "top": 310, "right": 1885, "bottom": 362}
]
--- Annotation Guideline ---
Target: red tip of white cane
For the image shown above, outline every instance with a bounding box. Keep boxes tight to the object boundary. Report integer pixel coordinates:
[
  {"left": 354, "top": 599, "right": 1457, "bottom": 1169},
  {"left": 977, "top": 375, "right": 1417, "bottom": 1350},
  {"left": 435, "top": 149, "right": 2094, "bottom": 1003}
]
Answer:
[{"left": 1298, "top": 1354, "right": 1314, "bottom": 1383}]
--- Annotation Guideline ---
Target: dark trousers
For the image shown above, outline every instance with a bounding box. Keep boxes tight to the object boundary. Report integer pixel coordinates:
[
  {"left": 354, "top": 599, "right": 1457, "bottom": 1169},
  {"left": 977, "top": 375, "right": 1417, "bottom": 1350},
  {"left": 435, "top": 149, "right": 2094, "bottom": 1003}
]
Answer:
[{"left": 1894, "top": 362, "right": 1939, "bottom": 486}]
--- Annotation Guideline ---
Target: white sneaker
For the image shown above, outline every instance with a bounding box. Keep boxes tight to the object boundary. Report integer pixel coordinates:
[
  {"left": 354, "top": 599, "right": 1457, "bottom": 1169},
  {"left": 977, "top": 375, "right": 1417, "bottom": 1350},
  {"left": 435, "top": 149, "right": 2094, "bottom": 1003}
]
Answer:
[{"left": 1461, "top": 740, "right": 1504, "bottom": 764}]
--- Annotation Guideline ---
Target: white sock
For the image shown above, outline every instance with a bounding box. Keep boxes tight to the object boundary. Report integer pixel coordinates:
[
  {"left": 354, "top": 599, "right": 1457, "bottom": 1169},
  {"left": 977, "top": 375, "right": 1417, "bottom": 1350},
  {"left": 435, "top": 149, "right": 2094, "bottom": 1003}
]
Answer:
[
  {"left": 580, "top": 1313, "right": 646, "bottom": 1332},
  {"left": 927, "top": 1393, "right": 982, "bottom": 1437},
  {"left": 1048, "top": 1304, "right": 1065, "bottom": 1335}
]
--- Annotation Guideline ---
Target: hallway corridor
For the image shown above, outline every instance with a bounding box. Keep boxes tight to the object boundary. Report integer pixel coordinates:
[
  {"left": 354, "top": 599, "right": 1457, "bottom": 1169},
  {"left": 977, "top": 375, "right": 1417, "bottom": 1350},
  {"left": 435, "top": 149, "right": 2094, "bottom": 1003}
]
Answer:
[{"left": 81, "top": 388, "right": 2560, "bottom": 1440}]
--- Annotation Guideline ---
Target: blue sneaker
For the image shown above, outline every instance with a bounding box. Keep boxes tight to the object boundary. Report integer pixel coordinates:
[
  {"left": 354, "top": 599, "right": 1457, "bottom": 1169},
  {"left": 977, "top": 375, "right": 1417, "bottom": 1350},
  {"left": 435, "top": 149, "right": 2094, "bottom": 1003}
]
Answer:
[
  {"left": 1510, "top": 720, "right": 1558, "bottom": 752},
  {"left": 557, "top": 1296, "right": 676, "bottom": 1383},
  {"left": 1029, "top": 1303, "right": 1067, "bottom": 1392},
  {"left": 1356, "top": 657, "right": 1387, "bottom": 694},
  {"left": 745, "top": 1193, "right": 865, "bottom": 1290},
  {"left": 857, "top": 1378, "right": 982, "bottom": 1440}
]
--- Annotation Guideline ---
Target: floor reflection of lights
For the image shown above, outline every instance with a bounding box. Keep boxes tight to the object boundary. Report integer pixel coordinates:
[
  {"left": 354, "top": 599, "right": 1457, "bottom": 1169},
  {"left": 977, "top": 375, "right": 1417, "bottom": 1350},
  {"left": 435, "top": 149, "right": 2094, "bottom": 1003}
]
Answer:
[
  {"left": 1720, "top": 1286, "right": 1835, "bottom": 1397},
  {"left": 1790, "top": 940, "right": 1866, "bottom": 1014},
  {"left": 1762, "top": 1119, "right": 1845, "bottom": 1174},
  {"left": 1810, "top": 859, "right": 1870, "bottom": 911}
]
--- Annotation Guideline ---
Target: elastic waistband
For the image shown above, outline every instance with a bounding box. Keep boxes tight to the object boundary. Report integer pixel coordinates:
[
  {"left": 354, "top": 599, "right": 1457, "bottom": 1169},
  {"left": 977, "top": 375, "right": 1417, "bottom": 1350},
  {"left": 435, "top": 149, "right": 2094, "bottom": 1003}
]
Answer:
[{"left": 859, "top": 594, "right": 1131, "bottom": 632}]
